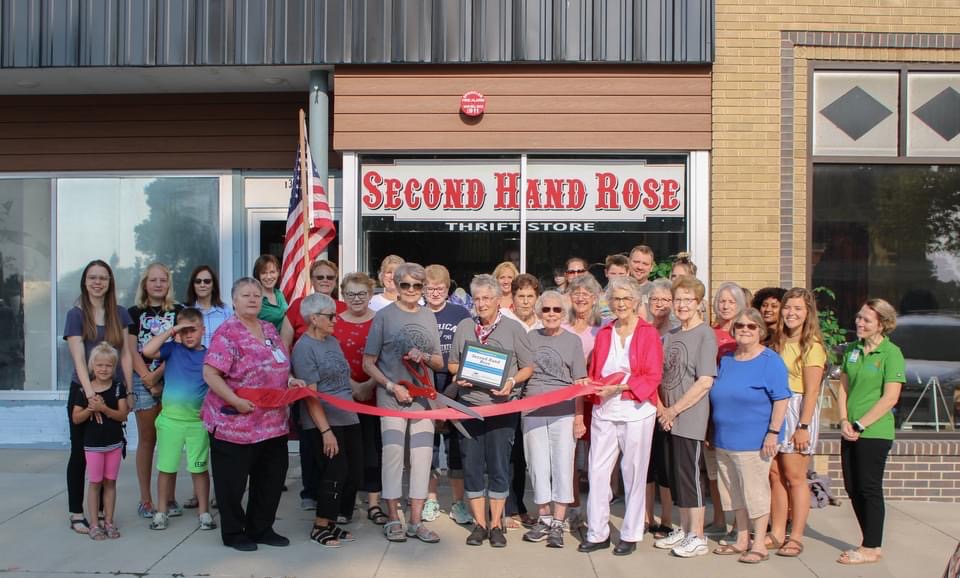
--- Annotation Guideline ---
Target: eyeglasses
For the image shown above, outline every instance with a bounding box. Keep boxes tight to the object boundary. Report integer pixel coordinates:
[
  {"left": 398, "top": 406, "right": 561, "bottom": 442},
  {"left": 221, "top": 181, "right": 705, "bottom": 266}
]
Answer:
[
  {"left": 343, "top": 291, "right": 368, "bottom": 300},
  {"left": 734, "top": 322, "right": 759, "bottom": 331},
  {"left": 398, "top": 282, "right": 424, "bottom": 292},
  {"left": 675, "top": 297, "right": 698, "bottom": 305},
  {"left": 312, "top": 274, "right": 336, "bottom": 281},
  {"left": 315, "top": 312, "right": 337, "bottom": 321},
  {"left": 541, "top": 306, "right": 563, "bottom": 314},
  {"left": 194, "top": 278, "right": 213, "bottom": 285},
  {"left": 612, "top": 296, "right": 634, "bottom": 303},
  {"left": 566, "top": 269, "right": 586, "bottom": 275},
  {"left": 424, "top": 286, "right": 448, "bottom": 294},
  {"left": 649, "top": 297, "right": 672, "bottom": 304}
]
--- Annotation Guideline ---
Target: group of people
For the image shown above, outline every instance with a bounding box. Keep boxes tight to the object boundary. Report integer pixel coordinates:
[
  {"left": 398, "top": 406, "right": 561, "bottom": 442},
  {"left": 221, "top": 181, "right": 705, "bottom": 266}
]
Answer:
[{"left": 64, "top": 245, "right": 904, "bottom": 566}]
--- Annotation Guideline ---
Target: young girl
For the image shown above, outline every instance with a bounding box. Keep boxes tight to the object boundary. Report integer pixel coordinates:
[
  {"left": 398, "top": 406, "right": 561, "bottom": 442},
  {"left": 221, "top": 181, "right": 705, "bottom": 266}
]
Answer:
[{"left": 71, "top": 343, "right": 129, "bottom": 540}]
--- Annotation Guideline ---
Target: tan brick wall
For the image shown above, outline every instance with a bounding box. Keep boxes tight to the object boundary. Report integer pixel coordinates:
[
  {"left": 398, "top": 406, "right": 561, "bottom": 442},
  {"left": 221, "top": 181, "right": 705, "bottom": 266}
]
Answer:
[{"left": 712, "top": 1, "right": 960, "bottom": 293}]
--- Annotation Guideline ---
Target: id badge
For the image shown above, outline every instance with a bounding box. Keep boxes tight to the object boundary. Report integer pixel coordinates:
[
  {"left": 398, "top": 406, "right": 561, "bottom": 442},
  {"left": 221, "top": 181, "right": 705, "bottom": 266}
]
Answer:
[
  {"left": 265, "top": 339, "right": 287, "bottom": 363},
  {"left": 848, "top": 349, "right": 860, "bottom": 363}
]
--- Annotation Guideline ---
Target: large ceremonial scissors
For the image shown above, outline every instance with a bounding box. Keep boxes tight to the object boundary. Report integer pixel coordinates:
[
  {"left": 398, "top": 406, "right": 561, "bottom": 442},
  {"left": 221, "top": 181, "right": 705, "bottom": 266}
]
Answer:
[{"left": 399, "top": 358, "right": 483, "bottom": 438}]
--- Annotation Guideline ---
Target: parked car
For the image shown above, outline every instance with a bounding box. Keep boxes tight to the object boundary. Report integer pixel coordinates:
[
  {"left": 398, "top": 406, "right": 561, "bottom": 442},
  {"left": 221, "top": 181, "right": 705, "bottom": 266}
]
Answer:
[{"left": 888, "top": 314, "right": 960, "bottom": 430}]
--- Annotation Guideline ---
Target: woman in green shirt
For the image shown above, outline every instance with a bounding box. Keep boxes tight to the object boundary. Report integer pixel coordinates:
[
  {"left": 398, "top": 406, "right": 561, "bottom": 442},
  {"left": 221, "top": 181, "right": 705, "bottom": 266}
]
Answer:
[
  {"left": 253, "top": 254, "right": 288, "bottom": 331},
  {"left": 837, "top": 298, "right": 905, "bottom": 566}
]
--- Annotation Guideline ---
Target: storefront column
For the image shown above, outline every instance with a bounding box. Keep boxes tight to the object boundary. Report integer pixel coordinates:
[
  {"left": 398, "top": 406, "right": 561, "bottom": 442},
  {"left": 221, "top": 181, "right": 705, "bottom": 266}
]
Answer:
[{"left": 308, "top": 70, "right": 329, "bottom": 190}]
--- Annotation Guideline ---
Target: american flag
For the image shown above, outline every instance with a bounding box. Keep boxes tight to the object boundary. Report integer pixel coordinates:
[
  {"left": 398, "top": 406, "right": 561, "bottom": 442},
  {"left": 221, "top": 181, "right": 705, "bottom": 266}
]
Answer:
[{"left": 279, "top": 134, "right": 336, "bottom": 303}]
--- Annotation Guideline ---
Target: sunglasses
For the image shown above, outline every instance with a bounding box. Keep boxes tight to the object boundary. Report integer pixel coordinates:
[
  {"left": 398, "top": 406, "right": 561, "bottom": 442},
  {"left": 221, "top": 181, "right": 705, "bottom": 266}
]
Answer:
[
  {"left": 194, "top": 278, "right": 213, "bottom": 285},
  {"left": 541, "top": 306, "right": 563, "bottom": 314},
  {"left": 566, "top": 269, "right": 586, "bottom": 275},
  {"left": 734, "top": 322, "right": 759, "bottom": 331},
  {"left": 312, "top": 274, "right": 336, "bottom": 281},
  {"left": 315, "top": 312, "right": 337, "bottom": 321},
  {"left": 398, "top": 282, "right": 424, "bottom": 291}
]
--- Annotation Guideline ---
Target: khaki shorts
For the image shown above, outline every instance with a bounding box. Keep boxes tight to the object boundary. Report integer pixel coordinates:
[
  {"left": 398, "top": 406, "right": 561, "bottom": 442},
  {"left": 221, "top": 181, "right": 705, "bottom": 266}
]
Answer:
[
  {"left": 704, "top": 445, "right": 719, "bottom": 481},
  {"left": 716, "top": 448, "right": 773, "bottom": 519}
]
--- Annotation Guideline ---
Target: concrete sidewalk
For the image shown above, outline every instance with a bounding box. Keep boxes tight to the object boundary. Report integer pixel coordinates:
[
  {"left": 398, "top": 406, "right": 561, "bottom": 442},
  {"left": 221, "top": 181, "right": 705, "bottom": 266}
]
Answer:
[{"left": 0, "top": 448, "right": 955, "bottom": 577}]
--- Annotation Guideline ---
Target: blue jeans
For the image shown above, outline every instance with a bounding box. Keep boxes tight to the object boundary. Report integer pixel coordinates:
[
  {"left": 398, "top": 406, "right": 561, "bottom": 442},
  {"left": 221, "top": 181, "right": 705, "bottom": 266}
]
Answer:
[{"left": 459, "top": 413, "right": 517, "bottom": 500}]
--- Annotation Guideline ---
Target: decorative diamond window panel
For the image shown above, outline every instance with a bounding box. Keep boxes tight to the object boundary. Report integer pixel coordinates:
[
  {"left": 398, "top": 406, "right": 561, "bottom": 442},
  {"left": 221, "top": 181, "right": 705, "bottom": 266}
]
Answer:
[
  {"left": 813, "top": 72, "right": 899, "bottom": 157},
  {"left": 908, "top": 72, "right": 960, "bottom": 157}
]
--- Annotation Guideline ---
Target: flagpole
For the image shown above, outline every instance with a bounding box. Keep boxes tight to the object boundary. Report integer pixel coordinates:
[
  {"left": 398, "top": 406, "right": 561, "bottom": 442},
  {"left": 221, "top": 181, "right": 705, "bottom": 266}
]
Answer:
[{"left": 298, "top": 109, "right": 311, "bottom": 295}]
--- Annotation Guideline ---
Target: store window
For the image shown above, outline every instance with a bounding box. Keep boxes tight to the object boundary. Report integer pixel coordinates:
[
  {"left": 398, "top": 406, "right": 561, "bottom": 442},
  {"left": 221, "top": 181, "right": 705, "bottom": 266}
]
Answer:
[
  {"left": 0, "top": 179, "right": 53, "bottom": 391},
  {"left": 55, "top": 177, "right": 220, "bottom": 390},
  {"left": 358, "top": 155, "right": 687, "bottom": 290}
]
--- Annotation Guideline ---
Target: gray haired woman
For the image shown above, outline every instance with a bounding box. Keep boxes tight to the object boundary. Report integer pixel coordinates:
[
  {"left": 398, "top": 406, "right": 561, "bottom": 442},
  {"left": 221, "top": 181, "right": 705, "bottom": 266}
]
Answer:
[
  {"left": 362, "top": 262, "right": 444, "bottom": 544},
  {"left": 563, "top": 275, "right": 603, "bottom": 361}
]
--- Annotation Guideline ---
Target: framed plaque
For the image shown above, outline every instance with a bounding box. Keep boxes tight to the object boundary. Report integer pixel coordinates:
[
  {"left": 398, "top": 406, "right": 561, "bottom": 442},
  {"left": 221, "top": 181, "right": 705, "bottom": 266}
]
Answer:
[{"left": 456, "top": 343, "right": 513, "bottom": 390}]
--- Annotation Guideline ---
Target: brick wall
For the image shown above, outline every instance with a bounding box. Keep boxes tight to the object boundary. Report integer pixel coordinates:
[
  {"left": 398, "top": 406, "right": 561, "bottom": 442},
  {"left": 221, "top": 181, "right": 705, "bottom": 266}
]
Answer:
[
  {"left": 712, "top": 0, "right": 960, "bottom": 292},
  {"left": 815, "top": 440, "right": 960, "bottom": 502}
]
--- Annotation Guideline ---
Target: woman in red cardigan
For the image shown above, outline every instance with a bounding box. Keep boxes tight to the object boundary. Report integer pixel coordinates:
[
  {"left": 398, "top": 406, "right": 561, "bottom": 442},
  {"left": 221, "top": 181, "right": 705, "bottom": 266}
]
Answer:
[{"left": 577, "top": 276, "right": 664, "bottom": 557}]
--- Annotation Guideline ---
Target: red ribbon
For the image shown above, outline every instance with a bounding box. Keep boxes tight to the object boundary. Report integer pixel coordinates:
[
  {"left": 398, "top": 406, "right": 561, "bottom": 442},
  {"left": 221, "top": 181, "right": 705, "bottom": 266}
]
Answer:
[{"left": 236, "top": 382, "right": 600, "bottom": 421}]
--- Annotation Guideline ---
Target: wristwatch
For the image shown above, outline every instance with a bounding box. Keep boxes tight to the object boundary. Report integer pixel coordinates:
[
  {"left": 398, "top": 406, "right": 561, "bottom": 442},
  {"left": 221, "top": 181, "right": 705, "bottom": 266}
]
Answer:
[
  {"left": 797, "top": 423, "right": 810, "bottom": 431},
  {"left": 852, "top": 420, "right": 865, "bottom": 433}
]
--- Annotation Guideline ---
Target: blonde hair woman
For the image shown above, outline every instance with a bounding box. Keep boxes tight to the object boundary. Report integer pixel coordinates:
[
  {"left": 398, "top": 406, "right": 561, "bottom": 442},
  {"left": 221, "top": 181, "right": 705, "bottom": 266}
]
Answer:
[
  {"left": 370, "top": 255, "right": 405, "bottom": 312},
  {"left": 493, "top": 261, "right": 520, "bottom": 311}
]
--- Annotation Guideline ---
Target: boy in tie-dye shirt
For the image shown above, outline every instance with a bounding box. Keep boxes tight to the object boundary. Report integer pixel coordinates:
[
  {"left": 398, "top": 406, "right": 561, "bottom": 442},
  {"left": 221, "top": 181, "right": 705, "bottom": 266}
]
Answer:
[{"left": 141, "top": 307, "right": 216, "bottom": 532}]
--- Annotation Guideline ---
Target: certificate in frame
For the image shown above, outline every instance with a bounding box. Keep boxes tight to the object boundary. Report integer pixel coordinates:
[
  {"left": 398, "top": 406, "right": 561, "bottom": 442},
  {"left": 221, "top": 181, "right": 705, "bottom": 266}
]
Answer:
[{"left": 455, "top": 343, "right": 513, "bottom": 390}]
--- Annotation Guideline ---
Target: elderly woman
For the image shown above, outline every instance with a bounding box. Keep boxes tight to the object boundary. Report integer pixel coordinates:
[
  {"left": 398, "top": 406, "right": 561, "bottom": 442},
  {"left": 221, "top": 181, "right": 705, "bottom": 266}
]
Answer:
[
  {"left": 253, "top": 254, "right": 287, "bottom": 331},
  {"left": 503, "top": 273, "right": 542, "bottom": 331},
  {"left": 369, "top": 254, "right": 404, "bottom": 312},
  {"left": 836, "top": 299, "right": 904, "bottom": 565},
  {"left": 768, "top": 288, "right": 827, "bottom": 557},
  {"left": 281, "top": 259, "right": 346, "bottom": 350},
  {"left": 562, "top": 274, "right": 603, "bottom": 361},
  {"left": 333, "top": 273, "right": 385, "bottom": 525},
  {"left": 493, "top": 261, "right": 519, "bottom": 311},
  {"left": 709, "top": 308, "right": 790, "bottom": 564},
  {"left": 521, "top": 291, "right": 587, "bottom": 549},
  {"left": 291, "top": 293, "right": 362, "bottom": 548},
  {"left": 449, "top": 274, "right": 534, "bottom": 548},
  {"left": 752, "top": 287, "right": 787, "bottom": 344},
  {"left": 201, "top": 277, "right": 301, "bottom": 552},
  {"left": 655, "top": 275, "right": 717, "bottom": 558},
  {"left": 578, "top": 277, "right": 663, "bottom": 556},
  {"left": 362, "top": 262, "right": 443, "bottom": 544}
]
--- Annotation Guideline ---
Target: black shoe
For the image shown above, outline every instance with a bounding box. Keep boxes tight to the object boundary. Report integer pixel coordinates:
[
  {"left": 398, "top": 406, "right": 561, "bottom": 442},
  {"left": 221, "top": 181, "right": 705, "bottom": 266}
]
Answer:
[
  {"left": 253, "top": 529, "right": 290, "bottom": 547},
  {"left": 489, "top": 526, "right": 507, "bottom": 548},
  {"left": 613, "top": 540, "right": 637, "bottom": 556},
  {"left": 577, "top": 538, "right": 611, "bottom": 553},
  {"left": 226, "top": 536, "right": 258, "bottom": 552},
  {"left": 466, "top": 525, "right": 488, "bottom": 546}
]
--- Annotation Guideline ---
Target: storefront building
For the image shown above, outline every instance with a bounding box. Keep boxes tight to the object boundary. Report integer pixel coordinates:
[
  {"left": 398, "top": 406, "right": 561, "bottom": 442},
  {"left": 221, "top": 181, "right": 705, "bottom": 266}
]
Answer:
[{"left": 0, "top": 2, "right": 712, "bottom": 443}]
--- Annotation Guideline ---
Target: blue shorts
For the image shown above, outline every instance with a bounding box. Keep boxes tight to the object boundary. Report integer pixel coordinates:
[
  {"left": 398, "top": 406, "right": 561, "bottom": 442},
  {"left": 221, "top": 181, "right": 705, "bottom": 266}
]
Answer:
[{"left": 132, "top": 375, "right": 160, "bottom": 412}]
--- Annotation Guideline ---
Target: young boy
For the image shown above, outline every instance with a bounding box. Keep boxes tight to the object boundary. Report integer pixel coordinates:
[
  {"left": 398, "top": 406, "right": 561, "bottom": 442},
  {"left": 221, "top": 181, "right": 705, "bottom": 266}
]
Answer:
[{"left": 142, "top": 307, "right": 216, "bottom": 531}]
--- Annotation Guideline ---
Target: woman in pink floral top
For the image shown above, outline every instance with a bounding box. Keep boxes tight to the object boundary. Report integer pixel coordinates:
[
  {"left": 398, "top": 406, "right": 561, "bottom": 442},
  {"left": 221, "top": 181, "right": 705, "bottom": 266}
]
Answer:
[{"left": 202, "top": 277, "right": 302, "bottom": 552}]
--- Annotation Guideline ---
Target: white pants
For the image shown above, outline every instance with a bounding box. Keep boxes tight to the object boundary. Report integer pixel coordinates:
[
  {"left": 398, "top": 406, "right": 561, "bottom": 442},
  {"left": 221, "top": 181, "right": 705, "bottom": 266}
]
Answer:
[
  {"left": 380, "top": 416, "right": 434, "bottom": 500},
  {"left": 522, "top": 415, "right": 575, "bottom": 505},
  {"left": 586, "top": 413, "right": 655, "bottom": 543}
]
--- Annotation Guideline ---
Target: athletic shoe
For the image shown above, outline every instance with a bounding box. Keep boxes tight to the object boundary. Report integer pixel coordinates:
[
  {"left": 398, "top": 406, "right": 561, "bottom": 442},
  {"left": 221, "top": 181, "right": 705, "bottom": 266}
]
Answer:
[
  {"left": 704, "top": 523, "right": 728, "bottom": 536},
  {"left": 149, "top": 512, "right": 168, "bottom": 531},
  {"left": 522, "top": 521, "right": 551, "bottom": 543},
  {"left": 654, "top": 528, "right": 685, "bottom": 549},
  {"left": 421, "top": 498, "right": 440, "bottom": 522},
  {"left": 449, "top": 501, "right": 474, "bottom": 525},
  {"left": 672, "top": 534, "right": 709, "bottom": 558},
  {"left": 198, "top": 512, "right": 217, "bottom": 531},
  {"left": 300, "top": 497, "right": 317, "bottom": 511},
  {"left": 137, "top": 502, "right": 155, "bottom": 519},
  {"left": 546, "top": 522, "right": 564, "bottom": 548},
  {"left": 167, "top": 500, "right": 183, "bottom": 517},
  {"left": 719, "top": 529, "right": 739, "bottom": 546}
]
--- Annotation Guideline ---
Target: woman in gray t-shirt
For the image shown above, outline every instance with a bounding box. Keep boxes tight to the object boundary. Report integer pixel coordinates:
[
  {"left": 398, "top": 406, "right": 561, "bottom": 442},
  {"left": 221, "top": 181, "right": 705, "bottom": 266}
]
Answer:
[{"left": 362, "top": 263, "right": 443, "bottom": 544}]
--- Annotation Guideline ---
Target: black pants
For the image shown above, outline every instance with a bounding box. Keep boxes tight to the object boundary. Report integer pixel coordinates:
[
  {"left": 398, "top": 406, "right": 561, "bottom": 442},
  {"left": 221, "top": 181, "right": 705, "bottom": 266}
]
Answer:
[
  {"left": 505, "top": 414, "right": 527, "bottom": 515},
  {"left": 305, "top": 424, "right": 363, "bottom": 521},
  {"left": 358, "top": 413, "right": 383, "bottom": 493},
  {"left": 841, "top": 437, "right": 892, "bottom": 548},
  {"left": 67, "top": 393, "right": 87, "bottom": 514},
  {"left": 295, "top": 403, "right": 319, "bottom": 500},
  {"left": 210, "top": 434, "right": 289, "bottom": 546}
]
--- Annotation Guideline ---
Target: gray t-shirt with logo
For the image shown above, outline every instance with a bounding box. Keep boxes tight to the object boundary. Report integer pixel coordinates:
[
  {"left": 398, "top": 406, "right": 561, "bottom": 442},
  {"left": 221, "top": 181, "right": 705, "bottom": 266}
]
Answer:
[
  {"left": 449, "top": 316, "right": 534, "bottom": 407},
  {"left": 364, "top": 303, "right": 442, "bottom": 411},
  {"left": 292, "top": 333, "right": 359, "bottom": 428},
  {"left": 660, "top": 322, "right": 718, "bottom": 440},
  {"left": 525, "top": 328, "right": 587, "bottom": 417}
]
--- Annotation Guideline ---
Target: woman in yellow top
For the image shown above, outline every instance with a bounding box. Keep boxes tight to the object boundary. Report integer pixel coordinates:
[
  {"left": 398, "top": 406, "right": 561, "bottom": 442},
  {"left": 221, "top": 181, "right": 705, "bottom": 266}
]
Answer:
[{"left": 767, "top": 288, "right": 826, "bottom": 557}]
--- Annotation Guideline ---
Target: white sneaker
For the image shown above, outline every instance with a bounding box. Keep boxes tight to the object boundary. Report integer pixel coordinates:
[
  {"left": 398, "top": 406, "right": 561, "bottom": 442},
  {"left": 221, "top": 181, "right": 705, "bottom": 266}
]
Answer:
[
  {"left": 198, "top": 512, "right": 217, "bottom": 531},
  {"left": 672, "top": 534, "right": 709, "bottom": 558},
  {"left": 654, "top": 528, "right": 685, "bottom": 549},
  {"left": 149, "top": 512, "right": 168, "bottom": 531}
]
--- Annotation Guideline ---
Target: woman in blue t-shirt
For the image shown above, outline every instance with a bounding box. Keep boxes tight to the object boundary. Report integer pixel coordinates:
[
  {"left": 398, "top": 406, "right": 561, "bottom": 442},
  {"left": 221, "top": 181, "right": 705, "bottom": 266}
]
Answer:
[
  {"left": 63, "top": 259, "right": 134, "bottom": 535},
  {"left": 709, "top": 307, "right": 791, "bottom": 564}
]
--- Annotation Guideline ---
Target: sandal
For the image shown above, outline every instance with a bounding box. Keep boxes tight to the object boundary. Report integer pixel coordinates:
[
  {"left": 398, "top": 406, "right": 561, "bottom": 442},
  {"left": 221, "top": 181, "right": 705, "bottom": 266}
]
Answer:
[
  {"left": 504, "top": 514, "right": 521, "bottom": 530},
  {"left": 713, "top": 544, "right": 746, "bottom": 556},
  {"left": 367, "top": 505, "right": 389, "bottom": 525},
  {"left": 777, "top": 538, "right": 804, "bottom": 557},
  {"left": 88, "top": 525, "right": 107, "bottom": 541},
  {"left": 69, "top": 515, "right": 90, "bottom": 535},
  {"left": 649, "top": 524, "right": 673, "bottom": 539},
  {"left": 739, "top": 550, "right": 770, "bottom": 564},
  {"left": 331, "top": 525, "right": 355, "bottom": 543},
  {"left": 310, "top": 524, "right": 342, "bottom": 548},
  {"left": 837, "top": 549, "right": 881, "bottom": 565},
  {"left": 383, "top": 520, "right": 407, "bottom": 542},
  {"left": 405, "top": 522, "right": 440, "bottom": 543},
  {"left": 104, "top": 522, "right": 121, "bottom": 539},
  {"left": 763, "top": 533, "right": 783, "bottom": 549}
]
